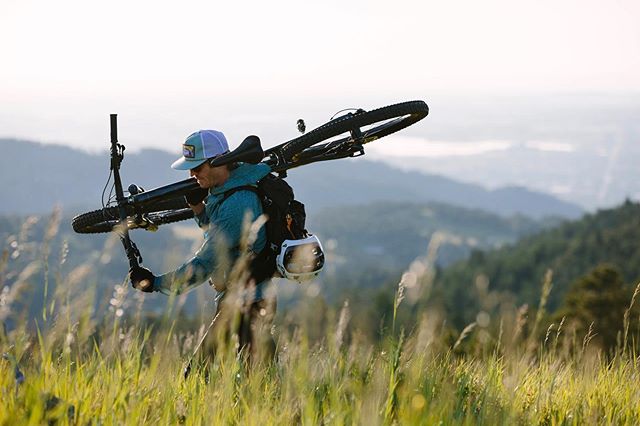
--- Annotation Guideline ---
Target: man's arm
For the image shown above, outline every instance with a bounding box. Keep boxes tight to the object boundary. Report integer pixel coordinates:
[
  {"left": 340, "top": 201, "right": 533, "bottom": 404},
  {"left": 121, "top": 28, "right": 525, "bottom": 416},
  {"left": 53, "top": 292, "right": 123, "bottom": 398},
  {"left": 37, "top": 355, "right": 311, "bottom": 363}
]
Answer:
[
  {"left": 153, "top": 191, "right": 264, "bottom": 295},
  {"left": 152, "top": 223, "right": 228, "bottom": 295}
]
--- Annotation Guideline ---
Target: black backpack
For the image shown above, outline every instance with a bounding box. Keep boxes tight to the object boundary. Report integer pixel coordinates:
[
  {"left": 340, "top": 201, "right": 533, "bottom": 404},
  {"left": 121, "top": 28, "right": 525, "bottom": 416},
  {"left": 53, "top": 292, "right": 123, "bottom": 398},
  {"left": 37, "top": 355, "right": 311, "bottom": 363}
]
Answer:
[{"left": 222, "top": 173, "right": 309, "bottom": 282}]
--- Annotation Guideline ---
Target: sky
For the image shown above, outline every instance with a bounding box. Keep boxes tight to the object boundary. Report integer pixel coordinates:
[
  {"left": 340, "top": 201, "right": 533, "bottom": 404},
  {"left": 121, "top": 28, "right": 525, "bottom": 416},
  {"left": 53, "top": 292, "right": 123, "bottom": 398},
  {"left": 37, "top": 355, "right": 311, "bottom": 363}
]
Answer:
[{"left": 1, "top": 0, "right": 640, "bottom": 153}]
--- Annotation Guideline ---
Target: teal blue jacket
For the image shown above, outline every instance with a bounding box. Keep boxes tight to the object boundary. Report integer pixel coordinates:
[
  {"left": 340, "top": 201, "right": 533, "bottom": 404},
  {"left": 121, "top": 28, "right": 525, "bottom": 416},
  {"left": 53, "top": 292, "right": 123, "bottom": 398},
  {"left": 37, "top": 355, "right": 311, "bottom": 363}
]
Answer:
[{"left": 153, "top": 163, "right": 271, "bottom": 295}]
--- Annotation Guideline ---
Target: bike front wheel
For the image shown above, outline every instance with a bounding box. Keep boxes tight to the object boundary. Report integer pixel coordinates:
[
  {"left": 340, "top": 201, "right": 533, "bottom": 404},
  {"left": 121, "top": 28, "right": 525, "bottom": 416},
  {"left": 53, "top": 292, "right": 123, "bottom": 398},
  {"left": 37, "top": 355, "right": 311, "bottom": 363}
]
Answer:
[{"left": 72, "top": 197, "right": 193, "bottom": 234}]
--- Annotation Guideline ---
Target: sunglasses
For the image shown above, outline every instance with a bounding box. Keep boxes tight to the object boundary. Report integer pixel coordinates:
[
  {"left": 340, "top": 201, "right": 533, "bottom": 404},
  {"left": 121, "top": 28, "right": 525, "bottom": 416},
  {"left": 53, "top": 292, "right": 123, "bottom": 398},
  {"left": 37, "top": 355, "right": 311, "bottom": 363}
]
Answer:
[{"left": 190, "top": 162, "right": 208, "bottom": 173}]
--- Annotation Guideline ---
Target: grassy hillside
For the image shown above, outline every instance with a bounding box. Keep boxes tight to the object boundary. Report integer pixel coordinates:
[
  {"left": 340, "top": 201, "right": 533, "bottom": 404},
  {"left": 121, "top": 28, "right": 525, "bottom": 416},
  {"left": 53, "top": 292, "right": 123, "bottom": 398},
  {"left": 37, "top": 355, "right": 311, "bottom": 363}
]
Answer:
[{"left": 2, "top": 213, "right": 640, "bottom": 424}]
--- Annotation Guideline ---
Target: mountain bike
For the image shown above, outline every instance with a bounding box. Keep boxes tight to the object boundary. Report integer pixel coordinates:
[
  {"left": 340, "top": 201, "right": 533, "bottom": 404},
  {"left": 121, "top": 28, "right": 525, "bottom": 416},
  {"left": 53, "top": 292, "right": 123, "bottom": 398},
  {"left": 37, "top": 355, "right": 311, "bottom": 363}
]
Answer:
[{"left": 71, "top": 100, "right": 429, "bottom": 269}]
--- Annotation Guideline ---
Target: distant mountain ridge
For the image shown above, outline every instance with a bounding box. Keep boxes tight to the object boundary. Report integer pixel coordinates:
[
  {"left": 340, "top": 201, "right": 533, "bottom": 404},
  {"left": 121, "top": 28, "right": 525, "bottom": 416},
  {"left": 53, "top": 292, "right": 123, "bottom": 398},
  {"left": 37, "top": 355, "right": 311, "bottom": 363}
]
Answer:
[{"left": 0, "top": 138, "right": 583, "bottom": 219}]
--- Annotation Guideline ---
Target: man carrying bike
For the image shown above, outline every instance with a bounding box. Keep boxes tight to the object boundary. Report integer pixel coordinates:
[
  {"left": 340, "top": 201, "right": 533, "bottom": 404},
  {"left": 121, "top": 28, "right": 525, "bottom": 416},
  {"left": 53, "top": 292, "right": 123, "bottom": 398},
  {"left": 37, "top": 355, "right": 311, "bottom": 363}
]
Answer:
[{"left": 129, "top": 129, "right": 276, "bottom": 364}]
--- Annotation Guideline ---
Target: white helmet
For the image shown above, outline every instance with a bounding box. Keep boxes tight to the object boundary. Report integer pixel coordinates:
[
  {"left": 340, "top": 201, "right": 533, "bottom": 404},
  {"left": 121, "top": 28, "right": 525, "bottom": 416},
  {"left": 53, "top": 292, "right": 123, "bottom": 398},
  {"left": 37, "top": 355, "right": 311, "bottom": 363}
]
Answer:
[{"left": 276, "top": 235, "right": 325, "bottom": 283}]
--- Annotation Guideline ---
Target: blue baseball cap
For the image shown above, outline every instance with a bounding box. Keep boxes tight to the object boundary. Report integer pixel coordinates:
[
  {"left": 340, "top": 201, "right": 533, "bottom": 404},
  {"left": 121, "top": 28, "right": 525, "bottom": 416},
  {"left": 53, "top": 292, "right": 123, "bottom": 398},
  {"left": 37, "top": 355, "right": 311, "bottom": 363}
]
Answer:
[{"left": 171, "top": 130, "right": 230, "bottom": 170}]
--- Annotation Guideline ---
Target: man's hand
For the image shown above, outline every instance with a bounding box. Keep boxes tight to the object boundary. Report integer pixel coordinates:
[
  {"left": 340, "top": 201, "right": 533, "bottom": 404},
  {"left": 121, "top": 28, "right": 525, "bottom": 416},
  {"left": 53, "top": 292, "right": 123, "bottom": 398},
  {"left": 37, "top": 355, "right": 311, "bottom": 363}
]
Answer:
[
  {"left": 185, "top": 187, "right": 209, "bottom": 206},
  {"left": 130, "top": 266, "right": 156, "bottom": 292}
]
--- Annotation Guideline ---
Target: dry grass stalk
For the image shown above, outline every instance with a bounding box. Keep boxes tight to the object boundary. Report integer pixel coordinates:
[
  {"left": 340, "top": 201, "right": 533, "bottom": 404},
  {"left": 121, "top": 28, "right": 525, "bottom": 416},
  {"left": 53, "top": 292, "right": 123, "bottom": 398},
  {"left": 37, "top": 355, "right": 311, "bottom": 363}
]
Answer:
[
  {"left": 41, "top": 208, "right": 62, "bottom": 321},
  {"left": 496, "top": 318, "right": 504, "bottom": 354},
  {"left": 395, "top": 279, "right": 406, "bottom": 311},
  {"left": 527, "top": 269, "right": 553, "bottom": 353},
  {"left": 544, "top": 323, "right": 555, "bottom": 348},
  {"left": 335, "top": 300, "right": 350, "bottom": 351},
  {"left": 623, "top": 282, "right": 640, "bottom": 352},
  {"left": 582, "top": 321, "right": 596, "bottom": 354},
  {"left": 0, "top": 261, "right": 40, "bottom": 322},
  {"left": 512, "top": 304, "right": 529, "bottom": 345},
  {"left": 0, "top": 249, "right": 9, "bottom": 289},
  {"left": 453, "top": 322, "right": 477, "bottom": 351},
  {"left": 553, "top": 316, "right": 566, "bottom": 354}
]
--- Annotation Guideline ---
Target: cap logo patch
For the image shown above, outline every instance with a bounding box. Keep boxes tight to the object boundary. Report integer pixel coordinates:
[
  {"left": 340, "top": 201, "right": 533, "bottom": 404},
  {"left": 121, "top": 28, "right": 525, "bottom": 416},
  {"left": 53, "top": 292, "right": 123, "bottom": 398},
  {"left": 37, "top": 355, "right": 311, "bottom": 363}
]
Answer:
[{"left": 183, "top": 144, "right": 196, "bottom": 158}]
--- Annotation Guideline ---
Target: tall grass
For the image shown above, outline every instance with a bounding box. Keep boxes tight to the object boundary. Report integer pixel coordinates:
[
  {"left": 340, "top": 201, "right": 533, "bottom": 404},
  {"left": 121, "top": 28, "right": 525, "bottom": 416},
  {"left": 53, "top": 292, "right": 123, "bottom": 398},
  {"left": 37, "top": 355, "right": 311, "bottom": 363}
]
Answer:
[{"left": 1, "top": 218, "right": 640, "bottom": 424}]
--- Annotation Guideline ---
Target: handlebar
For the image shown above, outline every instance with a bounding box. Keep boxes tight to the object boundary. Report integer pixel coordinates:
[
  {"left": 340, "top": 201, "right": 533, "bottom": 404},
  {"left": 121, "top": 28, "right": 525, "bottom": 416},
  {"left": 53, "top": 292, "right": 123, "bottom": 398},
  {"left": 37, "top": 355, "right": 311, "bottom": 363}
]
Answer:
[{"left": 110, "top": 114, "right": 142, "bottom": 270}]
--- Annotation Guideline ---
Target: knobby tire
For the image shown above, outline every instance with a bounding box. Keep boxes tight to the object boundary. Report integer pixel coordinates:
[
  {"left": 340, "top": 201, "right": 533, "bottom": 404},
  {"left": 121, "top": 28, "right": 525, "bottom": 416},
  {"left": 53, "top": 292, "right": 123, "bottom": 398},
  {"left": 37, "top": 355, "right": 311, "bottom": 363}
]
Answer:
[{"left": 72, "top": 197, "right": 192, "bottom": 234}]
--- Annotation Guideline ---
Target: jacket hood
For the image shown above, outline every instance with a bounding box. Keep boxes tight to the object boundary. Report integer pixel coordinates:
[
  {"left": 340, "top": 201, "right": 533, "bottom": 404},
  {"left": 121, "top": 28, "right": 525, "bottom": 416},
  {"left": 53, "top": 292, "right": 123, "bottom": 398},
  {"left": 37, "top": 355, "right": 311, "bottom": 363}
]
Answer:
[{"left": 210, "top": 163, "right": 271, "bottom": 196}]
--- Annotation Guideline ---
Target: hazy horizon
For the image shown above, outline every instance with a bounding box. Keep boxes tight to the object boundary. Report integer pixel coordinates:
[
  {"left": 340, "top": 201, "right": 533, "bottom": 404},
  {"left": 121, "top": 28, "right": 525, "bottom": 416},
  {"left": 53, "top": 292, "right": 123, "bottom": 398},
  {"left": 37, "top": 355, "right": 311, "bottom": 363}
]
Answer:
[
  {"left": 2, "top": 0, "right": 639, "bottom": 210},
  {"left": 2, "top": 0, "right": 639, "bottom": 149}
]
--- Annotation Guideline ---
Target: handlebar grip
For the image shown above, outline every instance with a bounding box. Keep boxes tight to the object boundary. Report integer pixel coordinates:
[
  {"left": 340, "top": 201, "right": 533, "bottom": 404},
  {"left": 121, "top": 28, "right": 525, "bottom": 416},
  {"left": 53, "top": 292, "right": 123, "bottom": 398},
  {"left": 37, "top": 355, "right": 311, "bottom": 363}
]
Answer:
[{"left": 110, "top": 114, "right": 118, "bottom": 143}]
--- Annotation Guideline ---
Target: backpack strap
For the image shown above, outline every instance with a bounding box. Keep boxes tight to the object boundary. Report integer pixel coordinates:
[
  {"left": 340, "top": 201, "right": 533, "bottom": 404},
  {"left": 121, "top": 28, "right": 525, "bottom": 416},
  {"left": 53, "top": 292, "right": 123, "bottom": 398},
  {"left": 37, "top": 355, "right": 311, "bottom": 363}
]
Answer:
[
  {"left": 221, "top": 184, "right": 276, "bottom": 282},
  {"left": 221, "top": 185, "right": 259, "bottom": 203}
]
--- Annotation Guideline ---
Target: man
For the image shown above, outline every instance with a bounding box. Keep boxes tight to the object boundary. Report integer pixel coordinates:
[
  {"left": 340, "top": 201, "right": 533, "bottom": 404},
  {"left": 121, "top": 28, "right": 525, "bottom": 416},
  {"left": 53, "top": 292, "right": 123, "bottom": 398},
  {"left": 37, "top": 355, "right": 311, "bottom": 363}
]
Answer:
[{"left": 129, "top": 129, "right": 276, "bottom": 363}]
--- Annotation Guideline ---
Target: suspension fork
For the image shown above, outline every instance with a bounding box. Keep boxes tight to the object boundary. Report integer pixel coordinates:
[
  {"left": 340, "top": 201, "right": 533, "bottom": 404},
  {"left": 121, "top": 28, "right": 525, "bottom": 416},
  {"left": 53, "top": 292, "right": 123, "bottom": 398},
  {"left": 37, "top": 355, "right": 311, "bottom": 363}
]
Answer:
[{"left": 110, "top": 114, "right": 142, "bottom": 269}]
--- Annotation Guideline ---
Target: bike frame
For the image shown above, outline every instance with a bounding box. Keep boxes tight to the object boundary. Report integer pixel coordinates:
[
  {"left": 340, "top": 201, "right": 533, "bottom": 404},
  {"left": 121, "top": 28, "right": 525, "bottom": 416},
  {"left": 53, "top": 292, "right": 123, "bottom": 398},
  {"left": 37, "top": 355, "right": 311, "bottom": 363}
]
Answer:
[
  {"left": 113, "top": 113, "right": 370, "bottom": 212},
  {"left": 105, "top": 126, "right": 363, "bottom": 265}
]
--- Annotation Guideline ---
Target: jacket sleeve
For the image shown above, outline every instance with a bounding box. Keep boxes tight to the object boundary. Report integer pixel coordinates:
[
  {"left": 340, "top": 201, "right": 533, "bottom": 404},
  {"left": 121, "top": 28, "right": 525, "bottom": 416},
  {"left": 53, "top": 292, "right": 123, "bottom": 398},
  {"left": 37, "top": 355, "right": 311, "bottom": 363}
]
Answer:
[
  {"left": 152, "top": 191, "right": 263, "bottom": 295},
  {"left": 193, "top": 207, "right": 210, "bottom": 229}
]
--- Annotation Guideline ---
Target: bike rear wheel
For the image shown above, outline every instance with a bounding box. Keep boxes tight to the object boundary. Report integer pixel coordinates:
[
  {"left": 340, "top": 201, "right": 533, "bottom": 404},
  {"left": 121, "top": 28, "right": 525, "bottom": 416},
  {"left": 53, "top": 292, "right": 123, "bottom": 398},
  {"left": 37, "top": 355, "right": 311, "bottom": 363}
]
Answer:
[
  {"left": 267, "top": 100, "right": 428, "bottom": 168},
  {"left": 72, "top": 197, "right": 192, "bottom": 234}
]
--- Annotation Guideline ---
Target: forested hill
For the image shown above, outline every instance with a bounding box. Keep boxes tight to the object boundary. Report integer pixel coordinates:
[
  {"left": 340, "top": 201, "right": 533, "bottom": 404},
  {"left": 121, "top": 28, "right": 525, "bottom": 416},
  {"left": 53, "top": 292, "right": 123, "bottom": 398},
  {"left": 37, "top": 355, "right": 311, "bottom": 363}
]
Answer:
[
  {"left": 0, "top": 138, "right": 583, "bottom": 219},
  {"left": 436, "top": 200, "right": 640, "bottom": 326},
  {"left": 311, "top": 201, "right": 554, "bottom": 270}
]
